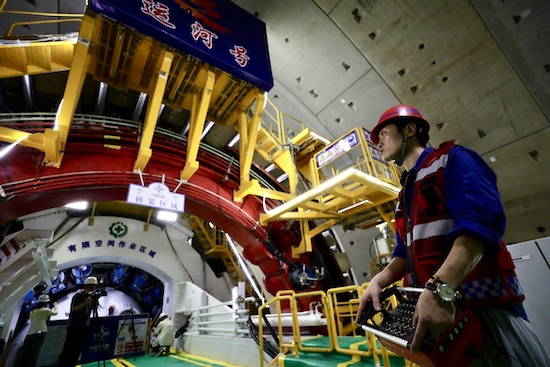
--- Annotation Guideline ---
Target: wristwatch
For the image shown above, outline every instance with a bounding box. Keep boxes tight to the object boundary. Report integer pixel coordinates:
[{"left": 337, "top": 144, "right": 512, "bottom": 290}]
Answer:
[{"left": 425, "top": 278, "right": 458, "bottom": 302}]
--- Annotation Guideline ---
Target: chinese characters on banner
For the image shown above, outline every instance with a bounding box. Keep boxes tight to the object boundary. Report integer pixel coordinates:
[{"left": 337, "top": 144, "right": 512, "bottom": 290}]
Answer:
[
  {"left": 229, "top": 45, "right": 250, "bottom": 67},
  {"left": 67, "top": 239, "right": 158, "bottom": 259},
  {"left": 126, "top": 182, "right": 185, "bottom": 212},
  {"left": 316, "top": 131, "right": 359, "bottom": 168},
  {"left": 140, "top": 0, "right": 250, "bottom": 67},
  {"left": 89, "top": 0, "right": 273, "bottom": 90},
  {"left": 114, "top": 316, "right": 149, "bottom": 355},
  {"left": 141, "top": 0, "right": 176, "bottom": 29},
  {"left": 191, "top": 20, "right": 218, "bottom": 49}
]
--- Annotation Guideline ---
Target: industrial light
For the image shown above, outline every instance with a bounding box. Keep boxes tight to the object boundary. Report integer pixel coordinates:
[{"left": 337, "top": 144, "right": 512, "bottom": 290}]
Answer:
[
  {"left": 158, "top": 103, "right": 166, "bottom": 118},
  {"left": 65, "top": 201, "right": 88, "bottom": 210},
  {"left": 95, "top": 82, "right": 108, "bottom": 114},
  {"left": 181, "top": 121, "right": 190, "bottom": 136},
  {"left": 0, "top": 134, "right": 29, "bottom": 158},
  {"left": 200, "top": 121, "right": 215, "bottom": 140},
  {"left": 22, "top": 75, "right": 34, "bottom": 110},
  {"left": 276, "top": 173, "right": 288, "bottom": 183},
  {"left": 228, "top": 133, "right": 240, "bottom": 147},
  {"left": 337, "top": 199, "right": 372, "bottom": 213},
  {"left": 132, "top": 92, "right": 148, "bottom": 121},
  {"left": 54, "top": 99, "right": 64, "bottom": 131},
  {"left": 265, "top": 164, "right": 275, "bottom": 172},
  {"left": 157, "top": 210, "right": 178, "bottom": 222},
  {"left": 226, "top": 233, "right": 264, "bottom": 302}
]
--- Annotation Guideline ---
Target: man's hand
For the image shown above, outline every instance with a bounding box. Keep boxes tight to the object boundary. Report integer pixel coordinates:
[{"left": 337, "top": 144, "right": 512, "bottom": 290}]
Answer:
[
  {"left": 355, "top": 281, "right": 383, "bottom": 324},
  {"left": 410, "top": 289, "right": 455, "bottom": 353},
  {"left": 355, "top": 257, "right": 407, "bottom": 324}
]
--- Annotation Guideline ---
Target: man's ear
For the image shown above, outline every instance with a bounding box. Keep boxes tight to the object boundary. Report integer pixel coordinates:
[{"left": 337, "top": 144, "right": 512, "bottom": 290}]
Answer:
[{"left": 404, "top": 122, "right": 418, "bottom": 138}]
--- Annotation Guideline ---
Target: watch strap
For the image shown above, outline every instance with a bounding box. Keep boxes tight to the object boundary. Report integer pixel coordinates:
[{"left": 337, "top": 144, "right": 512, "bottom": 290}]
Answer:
[
  {"left": 425, "top": 276, "right": 460, "bottom": 302},
  {"left": 424, "top": 280, "right": 438, "bottom": 292}
]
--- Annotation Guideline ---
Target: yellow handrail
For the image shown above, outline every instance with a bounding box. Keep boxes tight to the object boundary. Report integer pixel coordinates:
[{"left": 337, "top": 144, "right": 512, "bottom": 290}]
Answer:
[
  {"left": 258, "top": 292, "right": 296, "bottom": 367},
  {"left": 1, "top": 10, "right": 83, "bottom": 17},
  {"left": 0, "top": 7, "right": 85, "bottom": 37},
  {"left": 4, "top": 19, "right": 82, "bottom": 37},
  {"left": 256, "top": 282, "right": 415, "bottom": 367}
]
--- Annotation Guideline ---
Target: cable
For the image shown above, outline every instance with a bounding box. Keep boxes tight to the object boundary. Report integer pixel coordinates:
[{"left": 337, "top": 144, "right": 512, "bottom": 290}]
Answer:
[
  {"left": 247, "top": 315, "right": 279, "bottom": 359},
  {"left": 162, "top": 227, "right": 195, "bottom": 283}
]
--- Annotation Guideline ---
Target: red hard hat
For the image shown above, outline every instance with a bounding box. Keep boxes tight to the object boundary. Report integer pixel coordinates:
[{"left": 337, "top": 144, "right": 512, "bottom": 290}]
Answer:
[{"left": 370, "top": 105, "right": 429, "bottom": 145}]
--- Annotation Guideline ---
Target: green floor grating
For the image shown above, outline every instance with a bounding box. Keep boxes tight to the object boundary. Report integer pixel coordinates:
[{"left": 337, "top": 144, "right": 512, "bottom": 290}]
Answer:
[
  {"left": 279, "top": 336, "right": 408, "bottom": 367},
  {"left": 78, "top": 338, "right": 408, "bottom": 367},
  {"left": 80, "top": 351, "right": 242, "bottom": 367}
]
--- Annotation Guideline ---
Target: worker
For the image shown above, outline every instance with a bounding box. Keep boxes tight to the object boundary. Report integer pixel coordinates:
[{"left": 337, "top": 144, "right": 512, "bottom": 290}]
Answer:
[
  {"left": 151, "top": 313, "right": 174, "bottom": 356},
  {"left": 16, "top": 294, "right": 58, "bottom": 367},
  {"left": 57, "top": 276, "right": 99, "bottom": 367},
  {"left": 356, "top": 105, "right": 550, "bottom": 366}
]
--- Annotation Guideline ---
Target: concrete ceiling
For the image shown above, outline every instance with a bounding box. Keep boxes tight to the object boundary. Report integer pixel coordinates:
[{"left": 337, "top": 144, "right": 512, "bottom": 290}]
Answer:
[{"left": 1, "top": 0, "right": 549, "bottom": 244}]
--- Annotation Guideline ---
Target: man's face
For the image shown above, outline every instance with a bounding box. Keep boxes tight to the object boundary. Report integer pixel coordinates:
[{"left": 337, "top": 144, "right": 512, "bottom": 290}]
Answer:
[{"left": 376, "top": 123, "right": 402, "bottom": 162}]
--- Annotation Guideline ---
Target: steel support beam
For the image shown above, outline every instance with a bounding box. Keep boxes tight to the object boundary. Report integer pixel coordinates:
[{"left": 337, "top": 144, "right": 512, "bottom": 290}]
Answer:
[
  {"left": 376, "top": 206, "right": 396, "bottom": 233},
  {"left": 272, "top": 149, "right": 298, "bottom": 194},
  {"left": 292, "top": 218, "right": 340, "bottom": 258},
  {"left": 0, "top": 126, "right": 60, "bottom": 164},
  {"left": 134, "top": 49, "right": 174, "bottom": 172},
  {"left": 259, "top": 168, "right": 400, "bottom": 225},
  {"left": 180, "top": 68, "right": 215, "bottom": 181},
  {"left": 233, "top": 91, "right": 265, "bottom": 202},
  {"left": 0, "top": 15, "right": 94, "bottom": 167},
  {"left": 55, "top": 14, "right": 95, "bottom": 155}
]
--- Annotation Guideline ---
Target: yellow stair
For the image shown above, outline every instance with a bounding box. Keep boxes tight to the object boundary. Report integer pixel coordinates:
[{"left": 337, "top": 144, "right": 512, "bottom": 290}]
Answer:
[
  {"left": 0, "top": 37, "right": 76, "bottom": 78},
  {"left": 188, "top": 216, "right": 253, "bottom": 296}
]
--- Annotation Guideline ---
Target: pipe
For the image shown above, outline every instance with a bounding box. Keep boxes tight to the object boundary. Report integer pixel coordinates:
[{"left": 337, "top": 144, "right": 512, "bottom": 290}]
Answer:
[
  {"left": 250, "top": 311, "right": 327, "bottom": 327},
  {"left": 196, "top": 327, "right": 249, "bottom": 334}
]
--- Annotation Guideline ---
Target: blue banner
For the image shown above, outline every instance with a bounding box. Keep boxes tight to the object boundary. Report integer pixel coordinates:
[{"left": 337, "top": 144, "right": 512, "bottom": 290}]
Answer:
[{"left": 89, "top": 0, "right": 274, "bottom": 91}]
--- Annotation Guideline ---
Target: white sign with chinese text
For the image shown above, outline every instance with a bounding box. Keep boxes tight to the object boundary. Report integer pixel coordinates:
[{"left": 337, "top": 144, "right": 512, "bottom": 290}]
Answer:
[
  {"left": 316, "top": 131, "right": 358, "bottom": 167},
  {"left": 126, "top": 182, "right": 185, "bottom": 212}
]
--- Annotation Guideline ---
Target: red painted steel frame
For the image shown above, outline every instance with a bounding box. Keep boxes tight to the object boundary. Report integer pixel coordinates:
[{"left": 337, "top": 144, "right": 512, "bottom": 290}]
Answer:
[{"left": 0, "top": 125, "right": 323, "bottom": 307}]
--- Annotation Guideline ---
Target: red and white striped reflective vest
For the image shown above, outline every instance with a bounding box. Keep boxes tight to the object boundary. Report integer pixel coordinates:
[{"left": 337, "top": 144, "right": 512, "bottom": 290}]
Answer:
[{"left": 394, "top": 142, "right": 524, "bottom": 308}]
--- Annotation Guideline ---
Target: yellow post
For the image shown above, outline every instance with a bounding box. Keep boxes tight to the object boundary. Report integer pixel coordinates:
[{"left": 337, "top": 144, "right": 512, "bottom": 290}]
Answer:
[
  {"left": 239, "top": 91, "right": 264, "bottom": 184},
  {"left": 292, "top": 215, "right": 312, "bottom": 258},
  {"left": 272, "top": 149, "right": 299, "bottom": 194},
  {"left": 50, "top": 14, "right": 95, "bottom": 166},
  {"left": 376, "top": 205, "right": 396, "bottom": 233},
  {"left": 233, "top": 90, "right": 265, "bottom": 202},
  {"left": 134, "top": 49, "right": 174, "bottom": 172},
  {"left": 180, "top": 68, "right": 215, "bottom": 181}
]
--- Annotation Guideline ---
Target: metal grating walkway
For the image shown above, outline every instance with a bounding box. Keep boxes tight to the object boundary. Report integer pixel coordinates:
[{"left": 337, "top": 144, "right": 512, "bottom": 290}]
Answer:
[{"left": 80, "top": 351, "right": 243, "bottom": 367}]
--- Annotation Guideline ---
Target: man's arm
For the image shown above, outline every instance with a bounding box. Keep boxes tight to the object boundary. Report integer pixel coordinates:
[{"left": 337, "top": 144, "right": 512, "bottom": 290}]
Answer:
[
  {"left": 409, "top": 235, "right": 484, "bottom": 353},
  {"left": 155, "top": 321, "right": 166, "bottom": 335},
  {"left": 48, "top": 302, "right": 59, "bottom": 316},
  {"left": 71, "top": 293, "right": 95, "bottom": 312},
  {"left": 430, "top": 235, "right": 484, "bottom": 289}
]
